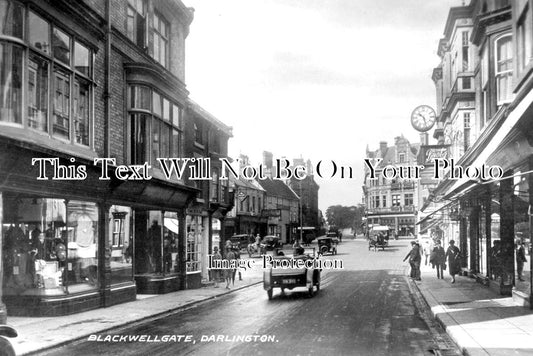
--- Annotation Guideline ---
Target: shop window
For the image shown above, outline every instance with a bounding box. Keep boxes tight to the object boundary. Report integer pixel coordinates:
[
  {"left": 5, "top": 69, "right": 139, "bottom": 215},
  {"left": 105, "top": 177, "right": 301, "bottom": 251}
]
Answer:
[
  {"left": 186, "top": 216, "right": 202, "bottom": 272},
  {"left": 163, "top": 212, "right": 180, "bottom": 274},
  {"left": 152, "top": 11, "right": 169, "bottom": 68},
  {"left": 2, "top": 195, "right": 98, "bottom": 296},
  {"left": 127, "top": 0, "right": 146, "bottom": 48},
  {"left": 109, "top": 206, "right": 133, "bottom": 285}
]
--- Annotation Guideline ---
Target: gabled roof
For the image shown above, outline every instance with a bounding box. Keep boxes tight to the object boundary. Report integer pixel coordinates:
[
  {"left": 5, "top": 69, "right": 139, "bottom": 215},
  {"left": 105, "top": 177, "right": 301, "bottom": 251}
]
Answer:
[{"left": 258, "top": 178, "right": 299, "bottom": 201}]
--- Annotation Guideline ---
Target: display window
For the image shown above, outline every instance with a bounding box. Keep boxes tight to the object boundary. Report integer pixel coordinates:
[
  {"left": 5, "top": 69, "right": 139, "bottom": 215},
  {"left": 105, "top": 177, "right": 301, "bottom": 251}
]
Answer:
[
  {"left": 163, "top": 212, "right": 180, "bottom": 274},
  {"left": 2, "top": 193, "right": 98, "bottom": 296},
  {"left": 186, "top": 215, "right": 202, "bottom": 272},
  {"left": 109, "top": 206, "right": 133, "bottom": 285}
]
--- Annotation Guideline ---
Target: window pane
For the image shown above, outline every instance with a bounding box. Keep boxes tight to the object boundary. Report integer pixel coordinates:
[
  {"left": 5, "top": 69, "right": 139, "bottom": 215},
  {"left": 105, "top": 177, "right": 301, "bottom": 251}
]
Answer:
[
  {"left": 172, "top": 105, "right": 181, "bottom": 127},
  {"left": 28, "top": 54, "right": 48, "bottom": 132},
  {"left": 74, "top": 77, "right": 90, "bottom": 146},
  {"left": 151, "top": 119, "right": 160, "bottom": 165},
  {"left": 126, "top": 6, "right": 135, "bottom": 43},
  {"left": 171, "top": 128, "right": 180, "bottom": 157},
  {"left": 130, "top": 113, "right": 149, "bottom": 164},
  {"left": 131, "top": 86, "right": 150, "bottom": 110},
  {"left": 74, "top": 41, "right": 90, "bottom": 76},
  {"left": 161, "top": 123, "right": 170, "bottom": 159},
  {"left": 67, "top": 200, "right": 99, "bottom": 289},
  {"left": 109, "top": 206, "right": 133, "bottom": 284},
  {"left": 53, "top": 69, "right": 70, "bottom": 139},
  {"left": 152, "top": 91, "right": 161, "bottom": 116},
  {"left": 0, "top": 0, "right": 24, "bottom": 39},
  {"left": 0, "top": 43, "right": 22, "bottom": 124},
  {"left": 52, "top": 28, "right": 70, "bottom": 65},
  {"left": 29, "top": 11, "right": 50, "bottom": 54},
  {"left": 163, "top": 98, "right": 170, "bottom": 121}
]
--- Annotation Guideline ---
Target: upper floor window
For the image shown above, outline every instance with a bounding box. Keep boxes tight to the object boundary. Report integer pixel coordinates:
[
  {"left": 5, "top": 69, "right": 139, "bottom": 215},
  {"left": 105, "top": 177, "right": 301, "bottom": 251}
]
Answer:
[
  {"left": 0, "top": 2, "right": 93, "bottom": 147},
  {"left": 127, "top": 0, "right": 146, "bottom": 48},
  {"left": 462, "top": 31, "right": 469, "bottom": 71},
  {"left": 404, "top": 193, "right": 413, "bottom": 206},
  {"left": 398, "top": 153, "right": 405, "bottom": 163},
  {"left": 392, "top": 194, "right": 400, "bottom": 207},
  {"left": 495, "top": 34, "right": 513, "bottom": 105},
  {"left": 152, "top": 12, "right": 169, "bottom": 68},
  {"left": 128, "top": 85, "right": 182, "bottom": 165},
  {"left": 517, "top": 3, "right": 532, "bottom": 74},
  {"left": 194, "top": 119, "right": 203, "bottom": 145}
]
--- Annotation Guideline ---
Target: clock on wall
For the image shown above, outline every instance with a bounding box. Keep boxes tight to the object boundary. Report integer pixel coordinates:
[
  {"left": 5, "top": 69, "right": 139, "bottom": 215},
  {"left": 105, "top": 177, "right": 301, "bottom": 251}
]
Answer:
[{"left": 410, "top": 105, "right": 436, "bottom": 132}]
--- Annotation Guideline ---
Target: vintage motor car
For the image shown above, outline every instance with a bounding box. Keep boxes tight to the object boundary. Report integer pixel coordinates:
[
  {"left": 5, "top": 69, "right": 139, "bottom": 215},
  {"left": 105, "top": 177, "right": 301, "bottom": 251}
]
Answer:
[
  {"left": 263, "top": 247, "right": 321, "bottom": 300},
  {"left": 317, "top": 236, "right": 338, "bottom": 255},
  {"left": 367, "top": 225, "right": 390, "bottom": 251},
  {"left": 229, "top": 234, "right": 251, "bottom": 251},
  {"left": 262, "top": 235, "right": 281, "bottom": 250}
]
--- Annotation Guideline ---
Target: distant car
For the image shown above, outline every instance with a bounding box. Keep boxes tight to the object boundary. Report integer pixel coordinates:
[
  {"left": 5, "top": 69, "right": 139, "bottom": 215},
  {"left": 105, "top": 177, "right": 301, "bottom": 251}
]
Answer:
[
  {"left": 229, "top": 234, "right": 252, "bottom": 251},
  {"left": 263, "top": 235, "right": 281, "bottom": 250},
  {"left": 263, "top": 247, "right": 321, "bottom": 300}
]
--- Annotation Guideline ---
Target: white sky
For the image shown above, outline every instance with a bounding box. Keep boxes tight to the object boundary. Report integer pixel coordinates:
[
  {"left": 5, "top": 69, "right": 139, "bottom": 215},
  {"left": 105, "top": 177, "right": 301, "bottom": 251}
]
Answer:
[{"left": 183, "top": 0, "right": 461, "bottom": 213}]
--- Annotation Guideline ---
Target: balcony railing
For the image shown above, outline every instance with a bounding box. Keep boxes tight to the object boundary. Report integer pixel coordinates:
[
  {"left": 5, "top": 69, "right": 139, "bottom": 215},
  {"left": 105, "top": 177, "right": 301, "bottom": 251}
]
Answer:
[{"left": 367, "top": 205, "right": 415, "bottom": 214}]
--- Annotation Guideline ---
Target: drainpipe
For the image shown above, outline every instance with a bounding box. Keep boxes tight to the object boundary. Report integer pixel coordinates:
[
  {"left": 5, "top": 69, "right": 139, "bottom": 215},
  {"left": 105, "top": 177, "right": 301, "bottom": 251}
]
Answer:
[{"left": 104, "top": 0, "right": 111, "bottom": 158}]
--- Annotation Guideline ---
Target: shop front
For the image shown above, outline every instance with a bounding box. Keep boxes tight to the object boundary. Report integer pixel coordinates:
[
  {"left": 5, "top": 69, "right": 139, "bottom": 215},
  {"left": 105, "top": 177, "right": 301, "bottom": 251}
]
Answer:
[{"left": 0, "top": 144, "right": 198, "bottom": 317}]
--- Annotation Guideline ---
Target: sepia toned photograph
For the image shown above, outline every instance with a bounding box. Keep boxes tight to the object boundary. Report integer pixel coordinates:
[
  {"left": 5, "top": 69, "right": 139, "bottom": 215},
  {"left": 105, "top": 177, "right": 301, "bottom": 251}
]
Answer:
[{"left": 0, "top": 0, "right": 532, "bottom": 355}]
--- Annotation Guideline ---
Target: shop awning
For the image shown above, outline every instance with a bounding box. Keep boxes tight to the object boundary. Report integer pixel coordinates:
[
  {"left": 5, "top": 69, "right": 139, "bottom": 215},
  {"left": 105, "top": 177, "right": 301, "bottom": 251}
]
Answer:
[
  {"left": 419, "top": 218, "right": 442, "bottom": 235},
  {"left": 416, "top": 201, "right": 456, "bottom": 225}
]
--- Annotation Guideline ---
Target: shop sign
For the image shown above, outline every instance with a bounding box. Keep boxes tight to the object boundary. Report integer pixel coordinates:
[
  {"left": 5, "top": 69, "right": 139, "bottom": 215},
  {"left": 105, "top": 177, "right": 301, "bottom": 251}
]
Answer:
[{"left": 262, "top": 209, "right": 281, "bottom": 217}]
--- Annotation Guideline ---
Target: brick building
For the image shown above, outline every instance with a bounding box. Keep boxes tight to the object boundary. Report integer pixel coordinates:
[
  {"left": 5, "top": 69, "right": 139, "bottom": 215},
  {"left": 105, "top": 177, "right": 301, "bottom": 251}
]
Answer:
[{"left": 0, "top": 0, "right": 232, "bottom": 318}]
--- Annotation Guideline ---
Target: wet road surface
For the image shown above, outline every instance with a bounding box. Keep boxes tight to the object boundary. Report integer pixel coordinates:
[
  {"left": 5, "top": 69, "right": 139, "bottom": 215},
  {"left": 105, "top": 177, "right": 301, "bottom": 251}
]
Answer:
[{"left": 40, "top": 238, "right": 459, "bottom": 356}]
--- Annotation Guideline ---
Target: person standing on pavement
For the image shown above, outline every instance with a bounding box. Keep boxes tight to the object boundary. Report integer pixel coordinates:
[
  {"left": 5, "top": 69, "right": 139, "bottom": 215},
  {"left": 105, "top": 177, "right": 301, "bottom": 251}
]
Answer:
[
  {"left": 403, "top": 240, "right": 421, "bottom": 280},
  {"left": 212, "top": 246, "right": 222, "bottom": 288},
  {"left": 445, "top": 240, "right": 461, "bottom": 283},
  {"left": 430, "top": 241, "right": 446, "bottom": 279},
  {"left": 516, "top": 239, "right": 528, "bottom": 282},
  {"left": 224, "top": 247, "right": 236, "bottom": 289}
]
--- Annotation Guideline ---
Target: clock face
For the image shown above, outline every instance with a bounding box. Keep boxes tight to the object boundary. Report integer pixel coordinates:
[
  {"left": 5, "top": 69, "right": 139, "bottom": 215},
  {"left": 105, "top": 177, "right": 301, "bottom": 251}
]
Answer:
[{"left": 411, "top": 105, "right": 436, "bottom": 132}]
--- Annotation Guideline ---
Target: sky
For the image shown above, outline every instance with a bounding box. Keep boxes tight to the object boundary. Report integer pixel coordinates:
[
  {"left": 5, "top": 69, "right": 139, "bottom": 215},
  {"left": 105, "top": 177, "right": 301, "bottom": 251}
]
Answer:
[{"left": 183, "top": 0, "right": 461, "bottom": 213}]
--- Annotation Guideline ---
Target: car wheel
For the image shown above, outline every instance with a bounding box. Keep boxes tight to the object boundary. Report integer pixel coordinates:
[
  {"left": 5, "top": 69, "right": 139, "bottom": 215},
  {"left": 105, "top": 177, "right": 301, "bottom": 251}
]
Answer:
[{"left": 267, "top": 288, "right": 273, "bottom": 300}]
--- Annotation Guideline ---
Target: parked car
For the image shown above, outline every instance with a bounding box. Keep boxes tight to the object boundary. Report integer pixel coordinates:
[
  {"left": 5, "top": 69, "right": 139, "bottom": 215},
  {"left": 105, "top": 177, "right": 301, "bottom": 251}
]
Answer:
[
  {"left": 263, "top": 247, "right": 321, "bottom": 300},
  {"left": 229, "top": 234, "right": 252, "bottom": 251},
  {"left": 0, "top": 324, "right": 17, "bottom": 356}
]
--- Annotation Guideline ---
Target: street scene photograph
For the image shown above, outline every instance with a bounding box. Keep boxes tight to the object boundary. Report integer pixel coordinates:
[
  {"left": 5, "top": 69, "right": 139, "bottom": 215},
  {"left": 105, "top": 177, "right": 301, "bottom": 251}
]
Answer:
[{"left": 0, "top": 0, "right": 533, "bottom": 355}]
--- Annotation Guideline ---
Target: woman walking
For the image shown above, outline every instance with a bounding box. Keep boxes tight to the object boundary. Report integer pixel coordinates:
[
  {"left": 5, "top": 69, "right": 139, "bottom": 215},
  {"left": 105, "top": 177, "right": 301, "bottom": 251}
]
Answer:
[
  {"left": 445, "top": 240, "right": 461, "bottom": 283},
  {"left": 430, "top": 240, "right": 446, "bottom": 279}
]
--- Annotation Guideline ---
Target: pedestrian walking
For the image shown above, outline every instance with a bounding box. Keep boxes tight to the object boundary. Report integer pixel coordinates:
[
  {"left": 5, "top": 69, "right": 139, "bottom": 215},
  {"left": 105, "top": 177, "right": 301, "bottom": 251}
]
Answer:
[
  {"left": 212, "top": 246, "right": 222, "bottom": 288},
  {"left": 516, "top": 239, "right": 528, "bottom": 282},
  {"left": 224, "top": 247, "right": 236, "bottom": 289},
  {"left": 445, "top": 240, "right": 461, "bottom": 283},
  {"left": 430, "top": 240, "right": 446, "bottom": 279},
  {"left": 403, "top": 240, "right": 421, "bottom": 281}
]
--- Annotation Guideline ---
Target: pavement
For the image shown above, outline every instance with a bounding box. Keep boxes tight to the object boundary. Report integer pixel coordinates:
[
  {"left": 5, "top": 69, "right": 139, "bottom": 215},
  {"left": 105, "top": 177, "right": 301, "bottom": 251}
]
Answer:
[
  {"left": 413, "top": 261, "right": 533, "bottom": 356},
  {"left": 4, "top": 239, "right": 533, "bottom": 356}
]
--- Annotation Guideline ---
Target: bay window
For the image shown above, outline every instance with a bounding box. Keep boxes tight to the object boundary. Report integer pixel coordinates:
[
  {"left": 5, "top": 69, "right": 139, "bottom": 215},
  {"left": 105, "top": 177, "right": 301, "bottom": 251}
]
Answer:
[
  {"left": 495, "top": 34, "right": 513, "bottom": 105},
  {"left": 129, "top": 85, "right": 183, "bottom": 165},
  {"left": 0, "top": 2, "right": 94, "bottom": 147}
]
